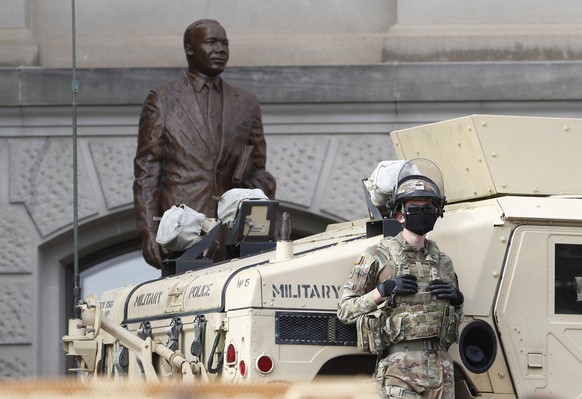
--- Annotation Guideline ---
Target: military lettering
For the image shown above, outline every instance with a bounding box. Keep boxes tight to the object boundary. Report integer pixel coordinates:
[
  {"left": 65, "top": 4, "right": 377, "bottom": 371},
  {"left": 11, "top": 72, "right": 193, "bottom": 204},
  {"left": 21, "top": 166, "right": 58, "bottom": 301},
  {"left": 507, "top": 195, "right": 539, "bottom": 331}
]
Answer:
[
  {"left": 188, "top": 284, "right": 212, "bottom": 298},
  {"left": 272, "top": 284, "right": 341, "bottom": 299},
  {"left": 133, "top": 291, "right": 163, "bottom": 307},
  {"left": 99, "top": 300, "right": 114, "bottom": 317},
  {"left": 99, "top": 300, "right": 114, "bottom": 309},
  {"left": 237, "top": 277, "right": 250, "bottom": 288}
]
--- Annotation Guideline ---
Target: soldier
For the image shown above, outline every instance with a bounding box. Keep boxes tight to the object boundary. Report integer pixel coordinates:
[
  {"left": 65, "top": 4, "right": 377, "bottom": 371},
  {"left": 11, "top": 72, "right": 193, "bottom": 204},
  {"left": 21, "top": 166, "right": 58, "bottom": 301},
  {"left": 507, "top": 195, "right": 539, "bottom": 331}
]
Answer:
[{"left": 337, "top": 159, "right": 463, "bottom": 399}]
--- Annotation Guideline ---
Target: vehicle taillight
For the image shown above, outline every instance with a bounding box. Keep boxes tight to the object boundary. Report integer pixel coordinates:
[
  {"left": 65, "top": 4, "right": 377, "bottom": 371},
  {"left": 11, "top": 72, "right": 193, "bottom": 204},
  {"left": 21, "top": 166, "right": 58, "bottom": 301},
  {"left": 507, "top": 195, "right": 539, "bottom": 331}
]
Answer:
[
  {"left": 226, "top": 343, "right": 236, "bottom": 365},
  {"left": 256, "top": 354, "right": 273, "bottom": 374},
  {"left": 239, "top": 360, "right": 246, "bottom": 377}
]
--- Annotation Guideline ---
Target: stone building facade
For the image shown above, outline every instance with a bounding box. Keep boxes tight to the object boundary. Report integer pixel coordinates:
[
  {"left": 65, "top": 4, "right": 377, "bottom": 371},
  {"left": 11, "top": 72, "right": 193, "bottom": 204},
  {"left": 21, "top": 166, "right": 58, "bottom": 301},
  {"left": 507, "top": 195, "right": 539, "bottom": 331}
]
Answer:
[{"left": 1, "top": 0, "right": 582, "bottom": 377}]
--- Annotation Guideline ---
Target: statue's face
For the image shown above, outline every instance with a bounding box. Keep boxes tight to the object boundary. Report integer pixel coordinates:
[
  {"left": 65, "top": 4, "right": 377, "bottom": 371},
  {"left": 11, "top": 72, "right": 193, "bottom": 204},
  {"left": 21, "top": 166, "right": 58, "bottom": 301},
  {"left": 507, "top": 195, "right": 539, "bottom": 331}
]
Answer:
[{"left": 185, "top": 22, "right": 229, "bottom": 77}]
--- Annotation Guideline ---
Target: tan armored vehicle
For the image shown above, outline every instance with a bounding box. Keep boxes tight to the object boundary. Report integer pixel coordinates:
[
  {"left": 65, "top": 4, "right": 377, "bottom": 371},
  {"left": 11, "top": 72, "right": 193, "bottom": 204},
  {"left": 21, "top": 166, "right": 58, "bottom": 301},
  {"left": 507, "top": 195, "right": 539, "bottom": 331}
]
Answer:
[{"left": 63, "top": 115, "right": 582, "bottom": 398}]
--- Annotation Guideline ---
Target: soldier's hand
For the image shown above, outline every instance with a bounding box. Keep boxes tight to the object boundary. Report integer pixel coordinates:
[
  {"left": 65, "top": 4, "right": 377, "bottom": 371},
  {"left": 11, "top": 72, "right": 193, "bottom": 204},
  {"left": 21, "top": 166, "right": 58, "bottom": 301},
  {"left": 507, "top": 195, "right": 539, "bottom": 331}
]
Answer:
[
  {"left": 142, "top": 231, "right": 163, "bottom": 269},
  {"left": 393, "top": 274, "right": 418, "bottom": 295},
  {"left": 428, "top": 279, "right": 464, "bottom": 305},
  {"left": 377, "top": 274, "right": 418, "bottom": 298}
]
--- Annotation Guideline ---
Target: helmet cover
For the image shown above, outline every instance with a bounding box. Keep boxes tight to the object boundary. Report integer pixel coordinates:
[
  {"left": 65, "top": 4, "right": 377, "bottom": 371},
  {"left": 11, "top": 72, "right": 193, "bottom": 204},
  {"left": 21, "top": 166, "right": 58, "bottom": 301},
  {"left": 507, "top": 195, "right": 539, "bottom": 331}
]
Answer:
[{"left": 388, "top": 158, "right": 446, "bottom": 215}]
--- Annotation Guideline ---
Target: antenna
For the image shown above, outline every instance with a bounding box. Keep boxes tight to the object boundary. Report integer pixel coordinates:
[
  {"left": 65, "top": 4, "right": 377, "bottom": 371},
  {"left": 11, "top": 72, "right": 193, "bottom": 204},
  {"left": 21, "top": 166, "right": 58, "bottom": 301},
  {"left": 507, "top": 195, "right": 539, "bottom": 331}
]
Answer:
[{"left": 71, "top": 0, "right": 81, "bottom": 319}]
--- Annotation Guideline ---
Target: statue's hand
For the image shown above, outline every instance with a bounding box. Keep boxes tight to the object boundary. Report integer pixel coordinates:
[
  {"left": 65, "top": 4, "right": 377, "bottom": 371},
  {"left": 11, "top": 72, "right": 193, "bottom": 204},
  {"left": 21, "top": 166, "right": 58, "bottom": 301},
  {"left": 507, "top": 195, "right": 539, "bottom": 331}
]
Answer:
[{"left": 142, "top": 230, "right": 162, "bottom": 268}]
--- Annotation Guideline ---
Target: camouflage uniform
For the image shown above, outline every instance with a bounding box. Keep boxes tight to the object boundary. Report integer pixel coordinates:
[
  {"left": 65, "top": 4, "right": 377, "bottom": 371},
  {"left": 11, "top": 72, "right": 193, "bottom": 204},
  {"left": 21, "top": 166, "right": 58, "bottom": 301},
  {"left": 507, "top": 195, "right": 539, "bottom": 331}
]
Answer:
[{"left": 337, "top": 232, "right": 462, "bottom": 399}]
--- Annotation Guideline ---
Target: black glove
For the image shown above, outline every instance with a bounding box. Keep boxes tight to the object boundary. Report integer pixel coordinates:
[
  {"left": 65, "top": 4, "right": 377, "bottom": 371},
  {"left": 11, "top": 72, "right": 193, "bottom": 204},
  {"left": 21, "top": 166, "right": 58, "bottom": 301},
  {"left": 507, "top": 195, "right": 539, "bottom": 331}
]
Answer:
[
  {"left": 428, "top": 279, "right": 464, "bottom": 305},
  {"left": 377, "top": 274, "right": 418, "bottom": 298}
]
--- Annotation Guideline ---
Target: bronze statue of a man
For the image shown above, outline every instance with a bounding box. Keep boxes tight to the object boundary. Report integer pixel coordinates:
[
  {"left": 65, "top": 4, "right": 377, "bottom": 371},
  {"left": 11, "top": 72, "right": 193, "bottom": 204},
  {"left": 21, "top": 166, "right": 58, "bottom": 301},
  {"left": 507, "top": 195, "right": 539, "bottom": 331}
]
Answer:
[{"left": 133, "top": 19, "right": 276, "bottom": 268}]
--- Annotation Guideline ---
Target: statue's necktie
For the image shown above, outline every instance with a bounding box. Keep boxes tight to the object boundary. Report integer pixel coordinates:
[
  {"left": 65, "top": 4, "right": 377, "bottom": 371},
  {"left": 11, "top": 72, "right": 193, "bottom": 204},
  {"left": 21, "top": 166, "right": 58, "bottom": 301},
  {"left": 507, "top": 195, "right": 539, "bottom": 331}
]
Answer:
[{"left": 206, "top": 81, "right": 218, "bottom": 135}]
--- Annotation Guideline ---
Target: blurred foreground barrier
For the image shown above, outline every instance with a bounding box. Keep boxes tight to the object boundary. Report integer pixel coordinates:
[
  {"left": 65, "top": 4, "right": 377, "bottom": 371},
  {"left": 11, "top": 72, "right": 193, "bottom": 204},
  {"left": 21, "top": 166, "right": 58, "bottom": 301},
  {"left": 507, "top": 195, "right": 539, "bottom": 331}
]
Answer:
[{"left": 0, "top": 377, "right": 376, "bottom": 399}]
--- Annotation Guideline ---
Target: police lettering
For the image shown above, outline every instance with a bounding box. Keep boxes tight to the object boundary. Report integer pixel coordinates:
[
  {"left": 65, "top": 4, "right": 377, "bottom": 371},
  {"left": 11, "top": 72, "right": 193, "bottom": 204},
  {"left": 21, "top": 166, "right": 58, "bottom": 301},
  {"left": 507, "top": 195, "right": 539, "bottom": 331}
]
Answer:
[
  {"left": 272, "top": 284, "right": 341, "bottom": 299},
  {"left": 188, "top": 284, "right": 212, "bottom": 298},
  {"left": 133, "top": 291, "right": 163, "bottom": 307}
]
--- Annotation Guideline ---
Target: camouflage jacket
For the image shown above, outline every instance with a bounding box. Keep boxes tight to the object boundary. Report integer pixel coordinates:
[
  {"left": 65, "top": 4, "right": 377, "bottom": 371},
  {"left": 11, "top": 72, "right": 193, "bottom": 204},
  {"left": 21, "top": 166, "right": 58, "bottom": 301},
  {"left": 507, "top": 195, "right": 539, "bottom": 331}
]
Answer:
[{"left": 337, "top": 232, "right": 460, "bottom": 325}]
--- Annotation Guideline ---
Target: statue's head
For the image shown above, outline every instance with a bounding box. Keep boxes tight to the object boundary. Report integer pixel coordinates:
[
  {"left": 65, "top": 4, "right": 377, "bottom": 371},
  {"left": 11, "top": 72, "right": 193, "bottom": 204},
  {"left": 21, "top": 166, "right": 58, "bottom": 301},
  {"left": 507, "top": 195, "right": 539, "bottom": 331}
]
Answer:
[{"left": 184, "top": 19, "right": 229, "bottom": 78}]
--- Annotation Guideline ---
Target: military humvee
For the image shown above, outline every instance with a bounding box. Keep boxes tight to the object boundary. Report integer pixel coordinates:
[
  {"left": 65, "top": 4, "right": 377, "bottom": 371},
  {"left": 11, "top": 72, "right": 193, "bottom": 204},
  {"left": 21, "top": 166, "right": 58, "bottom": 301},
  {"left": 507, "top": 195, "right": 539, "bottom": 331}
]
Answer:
[{"left": 63, "top": 115, "right": 582, "bottom": 398}]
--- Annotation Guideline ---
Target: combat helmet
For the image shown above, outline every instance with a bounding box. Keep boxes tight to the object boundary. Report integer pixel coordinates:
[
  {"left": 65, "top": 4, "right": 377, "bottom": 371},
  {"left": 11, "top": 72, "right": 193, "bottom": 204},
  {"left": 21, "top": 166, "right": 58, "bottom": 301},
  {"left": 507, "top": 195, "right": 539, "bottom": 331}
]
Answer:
[{"left": 387, "top": 158, "right": 446, "bottom": 217}]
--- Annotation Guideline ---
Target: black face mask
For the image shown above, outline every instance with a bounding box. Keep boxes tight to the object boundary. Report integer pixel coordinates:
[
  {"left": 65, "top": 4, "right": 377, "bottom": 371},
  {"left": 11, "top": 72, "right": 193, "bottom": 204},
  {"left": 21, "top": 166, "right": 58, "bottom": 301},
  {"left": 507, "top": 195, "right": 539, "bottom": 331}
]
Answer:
[{"left": 403, "top": 210, "right": 438, "bottom": 236}]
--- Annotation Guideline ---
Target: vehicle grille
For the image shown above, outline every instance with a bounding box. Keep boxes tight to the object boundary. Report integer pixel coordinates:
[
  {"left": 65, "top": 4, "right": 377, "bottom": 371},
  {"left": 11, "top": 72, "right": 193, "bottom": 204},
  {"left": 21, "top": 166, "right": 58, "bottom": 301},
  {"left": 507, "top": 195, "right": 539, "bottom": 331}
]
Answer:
[{"left": 275, "top": 311, "right": 357, "bottom": 346}]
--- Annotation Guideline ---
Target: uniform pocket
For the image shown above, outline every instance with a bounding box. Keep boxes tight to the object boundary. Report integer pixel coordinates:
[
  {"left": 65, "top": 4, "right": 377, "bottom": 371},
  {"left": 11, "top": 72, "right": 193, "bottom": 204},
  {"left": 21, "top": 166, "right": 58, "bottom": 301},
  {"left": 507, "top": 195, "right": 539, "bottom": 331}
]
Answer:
[
  {"left": 386, "top": 313, "right": 404, "bottom": 344},
  {"left": 357, "top": 310, "right": 388, "bottom": 354},
  {"left": 439, "top": 305, "right": 461, "bottom": 347}
]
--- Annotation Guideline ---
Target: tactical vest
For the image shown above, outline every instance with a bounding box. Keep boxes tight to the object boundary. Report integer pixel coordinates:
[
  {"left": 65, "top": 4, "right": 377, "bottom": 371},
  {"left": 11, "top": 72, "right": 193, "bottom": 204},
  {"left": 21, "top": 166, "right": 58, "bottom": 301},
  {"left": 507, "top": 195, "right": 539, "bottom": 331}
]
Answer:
[{"left": 356, "top": 237, "right": 460, "bottom": 354}]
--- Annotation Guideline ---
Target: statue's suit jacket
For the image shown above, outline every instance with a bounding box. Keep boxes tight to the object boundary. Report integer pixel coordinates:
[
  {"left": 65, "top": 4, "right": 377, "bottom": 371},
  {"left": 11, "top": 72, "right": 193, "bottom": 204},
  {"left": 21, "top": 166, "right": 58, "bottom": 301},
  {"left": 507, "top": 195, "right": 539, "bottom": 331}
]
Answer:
[{"left": 133, "top": 73, "right": 276, "bottom": 236}]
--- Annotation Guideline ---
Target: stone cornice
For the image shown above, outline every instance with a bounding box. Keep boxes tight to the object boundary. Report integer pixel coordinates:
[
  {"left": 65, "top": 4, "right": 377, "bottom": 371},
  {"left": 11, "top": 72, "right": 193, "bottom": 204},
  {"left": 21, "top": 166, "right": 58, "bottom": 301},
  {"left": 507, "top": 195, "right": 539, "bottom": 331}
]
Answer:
[{"left": 2, "top": 62, "right": 582, "bottom": 107}]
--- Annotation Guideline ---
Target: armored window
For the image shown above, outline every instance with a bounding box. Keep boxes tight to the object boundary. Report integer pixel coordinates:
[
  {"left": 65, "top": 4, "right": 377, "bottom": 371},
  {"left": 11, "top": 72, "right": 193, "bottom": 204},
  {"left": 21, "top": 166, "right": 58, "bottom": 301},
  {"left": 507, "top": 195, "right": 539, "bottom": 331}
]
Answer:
[
  {"left": 555, "top": 244, "right": 582, "bottom": 315},
  {"left": 81, "top": 250, "right": 159, "bottom": 299}
]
